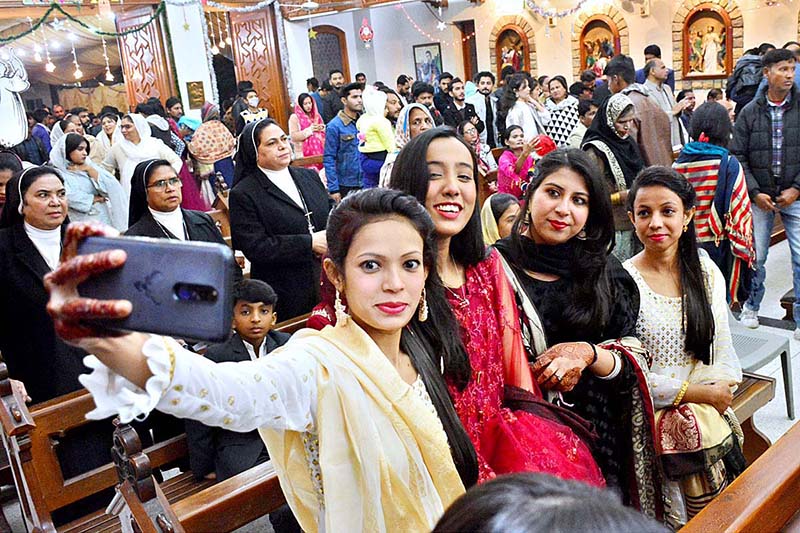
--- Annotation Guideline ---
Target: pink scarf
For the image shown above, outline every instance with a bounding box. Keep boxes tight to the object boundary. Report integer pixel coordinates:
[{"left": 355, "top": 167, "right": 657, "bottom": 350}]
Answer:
[{"left": 294, "top": 99, "right": 325, "bottom": 159}]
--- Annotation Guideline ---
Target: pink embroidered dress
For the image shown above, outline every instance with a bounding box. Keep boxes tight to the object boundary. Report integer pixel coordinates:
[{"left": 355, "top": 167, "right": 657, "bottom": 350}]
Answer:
[
  {"left": 445, "top": 249, "right": 605, "bottom": 485},
  {"left": 291, "top": 100, "right": 325, "bottom": 171}
]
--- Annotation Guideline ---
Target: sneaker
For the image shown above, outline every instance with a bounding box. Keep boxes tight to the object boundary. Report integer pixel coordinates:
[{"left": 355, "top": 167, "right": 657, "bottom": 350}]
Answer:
[{"left": 740, "top": 307, "right": 759, "bottom": 329}]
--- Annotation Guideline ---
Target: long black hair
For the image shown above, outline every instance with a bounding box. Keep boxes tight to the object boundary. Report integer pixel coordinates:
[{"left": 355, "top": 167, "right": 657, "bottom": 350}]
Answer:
[
  {"left": 690, "top": 101, "right": 733, "bottom": 147},
  {"left": 0, "top": 166, "right": 65, "bottom": 229},
  {"left": 496, "top": 73, "right": 531, "bottom": 141},
  {"left": 64, "top": 133, "right": 87, "bottom": 164},
  {"left": 128, "top": 159, "right": 175, "bottom": 226},
  {"left": 510, "top": 148, "right": 616, "bottom": 336},
  {"left": 389, "top": 127, "right": 486, "bottom": 268},
  {"left": 627, "top": 166, "right": 715, "bottom": 364},
  {"left": 325, "top": 188, "right": 478, "bottom": 487}
]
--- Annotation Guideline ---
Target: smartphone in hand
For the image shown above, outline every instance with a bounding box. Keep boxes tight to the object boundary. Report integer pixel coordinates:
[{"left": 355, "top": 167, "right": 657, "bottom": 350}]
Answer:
[{"left": 77, "top": 236, "right": 236, "bottom": 342}]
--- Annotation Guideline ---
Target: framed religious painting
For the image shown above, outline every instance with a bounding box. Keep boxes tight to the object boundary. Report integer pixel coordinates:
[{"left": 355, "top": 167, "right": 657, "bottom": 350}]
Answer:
[
  {"left": 494, "top": 25, "right": 530, "bottom": 80},
  {"left": 579, "top": 16, "right": 621, "bottom": 78},
  {"left": 413, "top": 43, "right": 443, "bottom": 85},
  {"left": 682, "top": 4, "right": 733, "bottom": 79}
]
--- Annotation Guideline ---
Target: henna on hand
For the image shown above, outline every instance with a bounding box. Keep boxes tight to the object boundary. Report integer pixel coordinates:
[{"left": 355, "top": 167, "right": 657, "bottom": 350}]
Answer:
[{"left": 531, "top": 342, "right": 595, "bottom": 391}]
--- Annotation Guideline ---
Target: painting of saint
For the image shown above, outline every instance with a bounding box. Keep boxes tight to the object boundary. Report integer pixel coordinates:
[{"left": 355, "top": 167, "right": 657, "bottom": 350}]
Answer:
[
  {"left": 686, "top": 10, "right": 730, "bottom": 77},
  {"left": 580, "top": 19, "right": 619, "bottom": 74},
  {"left": 413, "top": 44, "right": 442, "bottom": 85},
  {"left": 496, "top": 29, "right": 525, "bottom": 74}
]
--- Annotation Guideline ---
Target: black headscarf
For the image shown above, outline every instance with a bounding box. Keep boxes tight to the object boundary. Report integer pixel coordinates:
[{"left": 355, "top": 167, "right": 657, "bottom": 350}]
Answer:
[
  {"left": 581, "top": 92, "right": 644, "bottom": 189},
  {"left": 233, "top": 117, "right": 277, "bottom": 187},
  {"left": 128, "top": 159, "right": 172, "bottom": 226}
]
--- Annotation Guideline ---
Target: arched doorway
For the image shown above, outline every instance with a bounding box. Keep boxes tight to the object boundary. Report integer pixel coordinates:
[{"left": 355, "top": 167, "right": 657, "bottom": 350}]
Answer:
[
  {"left": 579, "top": 16, "right": 621, "bottom": 78},
  {"left": 310, "top": 25, "right": 351, "bottom": 83},
  {"left": 488, "top": 16, "right": 537, "bottom": 79}
]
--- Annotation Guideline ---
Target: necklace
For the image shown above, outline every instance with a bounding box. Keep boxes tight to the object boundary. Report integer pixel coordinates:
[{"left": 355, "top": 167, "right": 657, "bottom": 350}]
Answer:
[{"left": 445, "top": 285, "right": 469, "bottom": 309}]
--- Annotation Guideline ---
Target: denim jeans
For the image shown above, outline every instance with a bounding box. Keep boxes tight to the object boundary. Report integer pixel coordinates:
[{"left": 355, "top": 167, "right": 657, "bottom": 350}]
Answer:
[{"left": 745, "top": 200, "right": 800, "bottom": 327}]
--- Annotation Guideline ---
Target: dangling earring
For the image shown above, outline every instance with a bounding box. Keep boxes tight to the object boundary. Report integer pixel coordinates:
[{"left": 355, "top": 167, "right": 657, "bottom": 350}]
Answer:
[
  {"left": 418, "top": 287, "right": 429, "bottom": 322},
  {"left": 683, "top": 221, "right": 690, "bottom": 233},
  {"left": 576, "top": 227, "right": 587, "bottom": 240},
  {"left": 334, "top": 289, "right": 349, "bottom": 325}
]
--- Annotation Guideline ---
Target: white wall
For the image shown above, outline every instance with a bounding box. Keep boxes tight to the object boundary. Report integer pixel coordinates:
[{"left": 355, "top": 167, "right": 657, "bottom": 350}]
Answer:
[
  {"left": 281, "top": 0, "right": 800, "bottom": 90},
  {"left": 164, "top": 3, "right": 214, "bottom": 120}
]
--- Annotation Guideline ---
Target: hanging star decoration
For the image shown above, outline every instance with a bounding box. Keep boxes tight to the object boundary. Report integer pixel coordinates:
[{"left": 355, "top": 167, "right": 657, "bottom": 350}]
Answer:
[
  {"left": 436, "top": 20, "right": 447, "bottom": 31},
  {"left": 308, "top": 27, "right": 317, "bottom": 39}
]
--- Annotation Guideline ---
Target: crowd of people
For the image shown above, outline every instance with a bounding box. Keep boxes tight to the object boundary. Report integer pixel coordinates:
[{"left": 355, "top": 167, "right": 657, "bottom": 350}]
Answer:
[{"left": 1, "top": 37, "right": 800, "bottom": 533}]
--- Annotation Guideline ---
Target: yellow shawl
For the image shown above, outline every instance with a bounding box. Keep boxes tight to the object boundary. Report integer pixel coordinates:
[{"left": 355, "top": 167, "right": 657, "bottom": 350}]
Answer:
[{"left": 258, "top": 321, "right": 465, "bottom": 532}]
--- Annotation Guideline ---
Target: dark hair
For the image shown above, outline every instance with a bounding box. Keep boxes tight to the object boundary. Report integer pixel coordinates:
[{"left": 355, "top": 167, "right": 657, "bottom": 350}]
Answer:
[
  {"left": 235, "top": 279, "right": 278, "bottom": 307},
  {"left": 643, "top": 44, "right": 662, "bottom": 58},
  {"left": 676, "top": 89, "right": 692, "bottom": 102},
  {"left": 577, "top": 98, "right": 595, "bottom": 117},
  {"left": 496, "top": 73, "right": 530, "bottom": 140},
  {"left": 627, "top": 167, "right": 715, "bottom": 364},
  {"left": 434, "top": 472, "right": 668, "bottom": 533},
  {"left": 64, "top": 133, "right": 88, "bottom": 163},
  {"left": 328, "top": 68, "right": 343, "bottom": 78},
  {"left": 355, "top": 72, "right": 366, "bottom": 79},
  {"left": 326, "top": 188, "right": 478, "bottom": 487},
  {"left": 339, "top": 82, "right": 362, "bottom": 99},
  {"left": 500, "top": 65, "right": 516, "bottom": 81},
  {"left": 412, "top": 81, "right": 435, "bottom": 100},
  {"left": 58, "top": 115, "right": 76, "bottom": 133},
  {"left": 537, "top": 75, "right": 549, "bottom": 87},
  {"left": 502, "top": 124, "right": 523, "bottom": 146},
  {"left": 378, "top": 86, "right": 400, "bottom": 101},
  {"left": 306, "top": 77, "right": 320, "bottom": 90},
  {"left": 474, "top": 70, "right": 495, "bottom": 85},
  {"left": 0, "top": 166, "right": 65, "bottom": 228},
  {"left": 510, "top": 149, "right": 615, "bottom": 336},
  {"left": 456, "top": 120, "right": 477, "bottom": 136},
  {"left": 690, "top": 102, "right": 732, "bottom": 147},
  {"left": 396, "top": 74, "right": 411, "bottom": 85},
  {"left": 297, "top": 92, "right": 313, "bottom": 110},
  {"left": 100, "top": 112, "right": 119, "bottom": 123},
  {"left": 569, "top": 81, "right": 586, "bottom": 97},
  {"left": 390, "top": 128, "right": 486, "bottom": 271},
  {"left": 489, "top": 193, "right": 519, "bottom": 223},
  {"left": 145, "top": 97, "right": 167, "bottom": 117},
  {"left": 32, "top": 109, "right": 49, "bottom": 123},
  {"left": 449, "top": 77, "right": 463, "bottom": 88},
  {"left": 579, "top": 70, "right": 597, "bottom": 83},
  {"left": 707, "top": 88, "right": 723, "bottom": 100},
  {"left": 128, "top": 159, "right": 176, "bottom": 226},
  {"left": 604, "top": 54, "right": 636, "bottom": 85},
  {"left": 99, "top": 105, "right": 120, "bottom": 117},
  {"left": 165, "top": 97, "right": 181, "bottom": 109},
  {"left": 69, "top": 107, "right": 88, "bottom": 116},
  {"left": 643, "top": 58, "right": 660, "bottom": 79},
  {"left": 439, "top": 72, "right": 453, "bottom": 82},
  {"left": 0, "top": 152, "right": 22, "bottom": 174},
  {"left": 763, "top": 48, "right": 795, "bottom": 68},
  {"left": 237, "top": 80, "right": 254, "bottom": 96},
  {"left": 320, "top": 80, "right": 333, "bottom": 92},
  {"left": 783, "top": 41, "right": 800, "bottom": 49},
  {"left": 758, "top": 42, "right": 776, "bottom": 55},
  {"left": 548, "top": 75, "right": 568, "bottom": 93}
]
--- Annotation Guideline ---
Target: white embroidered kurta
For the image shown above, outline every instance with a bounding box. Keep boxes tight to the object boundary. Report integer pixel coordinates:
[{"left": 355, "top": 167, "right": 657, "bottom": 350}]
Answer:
[
  {"left": 623, "top": 254, "right": 742, "bottom": 409},
  {"left": 506, "top": 101, "right": 551, "bottom": 142}
]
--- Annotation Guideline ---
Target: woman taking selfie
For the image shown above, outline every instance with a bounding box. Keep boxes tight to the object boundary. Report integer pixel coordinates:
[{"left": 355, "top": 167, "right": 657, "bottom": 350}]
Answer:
[
  {"left": 623, "top": 167, "right": 743, "bottom": 527},
  {"left": 45, "top": 188, "right": 478, "bottom": 533},
  {"left": 390, "top": 129, "right": 603, "bottom": 486},
  {"left": 493, "top": 149, "right": 660, "bottom": 517}
]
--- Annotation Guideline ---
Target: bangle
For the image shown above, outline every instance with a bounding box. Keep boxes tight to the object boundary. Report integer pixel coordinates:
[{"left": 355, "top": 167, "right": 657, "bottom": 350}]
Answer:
[
  {"left": 585, "top": 342, "right": 598, "bottom": 367},
  {"left": 610, "top": 192, "right": 621, "bottom": 205},
  {"left": 673, "top": 381, "right": 689, "bottom": 407}
]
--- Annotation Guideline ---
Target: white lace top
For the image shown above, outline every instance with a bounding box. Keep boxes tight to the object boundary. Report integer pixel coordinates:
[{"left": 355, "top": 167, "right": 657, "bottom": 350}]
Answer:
[{"left": 623, "top": 255, "right": 742, "bottom": 409}]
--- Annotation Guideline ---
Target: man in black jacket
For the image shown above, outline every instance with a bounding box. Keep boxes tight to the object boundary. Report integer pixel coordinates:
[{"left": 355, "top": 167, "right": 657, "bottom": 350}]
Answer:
[
  {"left": 441, "top": 77, "right": 485, "bottom": 133},
  {"left": 731, "top": 48, "right": 800, "bottom": 337}
]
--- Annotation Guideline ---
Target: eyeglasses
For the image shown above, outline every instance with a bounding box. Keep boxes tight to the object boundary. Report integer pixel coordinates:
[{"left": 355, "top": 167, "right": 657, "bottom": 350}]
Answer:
[{"left": 146, "top": 177, "right": 182, "bottom": 190}]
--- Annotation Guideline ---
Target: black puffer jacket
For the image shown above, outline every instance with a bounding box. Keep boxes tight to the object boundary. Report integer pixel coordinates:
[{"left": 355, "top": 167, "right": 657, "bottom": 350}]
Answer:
[{"left": 731, "top": 86, "right": 800, "bottom": 198}]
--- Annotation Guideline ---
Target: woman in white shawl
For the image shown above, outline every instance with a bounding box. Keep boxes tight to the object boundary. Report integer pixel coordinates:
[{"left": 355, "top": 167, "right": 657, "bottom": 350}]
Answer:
[
  {"left": 92, "top": 112, "right": 118, "bottom": 165},
  {"left": 50, "top": 132, "right": 128, "bottom": 231},
  {"left": 378, "top": 103, "right": 434, "bottom": 187},
  {"left": 102, "top": 113, "right": 181, "bottom": 196}
]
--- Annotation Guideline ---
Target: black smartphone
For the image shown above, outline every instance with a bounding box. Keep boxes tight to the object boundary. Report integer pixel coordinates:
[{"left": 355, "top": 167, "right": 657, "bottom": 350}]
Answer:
[{"left": 77, "top": 236, "right": 236, "bottom": 343}]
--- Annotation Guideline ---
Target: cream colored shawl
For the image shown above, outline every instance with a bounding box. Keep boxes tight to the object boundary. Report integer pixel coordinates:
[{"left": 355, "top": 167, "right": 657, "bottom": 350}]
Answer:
[{"left": 259, "top": 321, "right": 464, "bottom": 533}]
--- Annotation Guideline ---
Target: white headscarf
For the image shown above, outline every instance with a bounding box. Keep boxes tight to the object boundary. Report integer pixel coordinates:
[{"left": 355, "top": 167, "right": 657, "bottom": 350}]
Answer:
[
  {"left": 114, "top": 113, "right": 169, "bottom": 196},
  {"left": 50, "top": 132, "right": 129, "bottom": 231},
  {"left": 49, "top": 121, "right": 65, "bottom": 146}
]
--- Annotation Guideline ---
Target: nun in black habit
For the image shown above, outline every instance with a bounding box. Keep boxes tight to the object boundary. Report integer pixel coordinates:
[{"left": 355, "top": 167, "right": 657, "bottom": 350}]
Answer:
[{"left": 229, "top": 118, "right": 331, "bottom": 321}]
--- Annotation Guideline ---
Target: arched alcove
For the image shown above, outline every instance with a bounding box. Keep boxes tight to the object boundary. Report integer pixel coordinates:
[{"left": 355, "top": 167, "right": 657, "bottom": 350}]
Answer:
[
  {"left": 489, "top": 16, "right": 537, "bottom": 78},
  {"left": 673, "top": 0, "right": 743, "bottom": 90},
  {"left": 309, "top": 25, "right": 351, "bottom": 83},
  {"left": 572, "top": 6, "right": 629, "bottom": 79}
]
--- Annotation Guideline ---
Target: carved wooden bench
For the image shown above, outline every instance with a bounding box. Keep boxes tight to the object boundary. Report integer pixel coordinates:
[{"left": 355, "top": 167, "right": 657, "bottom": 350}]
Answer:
[{"left": 0, "top": 314, "right": 308, "bottom": 532}]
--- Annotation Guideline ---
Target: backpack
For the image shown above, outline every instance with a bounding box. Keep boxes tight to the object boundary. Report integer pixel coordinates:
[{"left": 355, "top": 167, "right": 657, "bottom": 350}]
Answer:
[{"left": 726, "top": 55, "right": 763, "bottom": 105}]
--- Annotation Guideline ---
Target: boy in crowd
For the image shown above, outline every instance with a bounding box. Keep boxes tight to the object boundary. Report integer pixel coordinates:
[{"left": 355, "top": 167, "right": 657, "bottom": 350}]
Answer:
[{"left": 566, "top": 98, "right": 598, "bottom": 149}]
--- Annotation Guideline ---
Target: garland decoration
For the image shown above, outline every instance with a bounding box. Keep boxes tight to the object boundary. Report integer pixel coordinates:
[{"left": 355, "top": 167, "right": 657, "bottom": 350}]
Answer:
[
  {"left": 0, "top": 1, "right": 166, "bottom": 44},
  {"left": 525, "top": 0, "right": 592, "bottom": 20}
]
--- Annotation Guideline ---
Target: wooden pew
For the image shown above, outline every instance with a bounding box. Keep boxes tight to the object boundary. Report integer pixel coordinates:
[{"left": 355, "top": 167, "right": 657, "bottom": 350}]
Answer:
[
  {"left": 290, "top": 154, "right": 323, "bottom": 169},
  {"left": 732, "top": 372, "right": 775, "bottom": 465},
  {"left": 684, "top": 395, "right": 800, "bottom": 532},
  {"left": 0, "top": 314, "right": 308, "bottom": 532}
]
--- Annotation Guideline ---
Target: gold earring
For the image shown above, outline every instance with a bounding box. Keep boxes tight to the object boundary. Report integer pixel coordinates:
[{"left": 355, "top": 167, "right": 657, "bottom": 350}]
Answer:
[
  {"left": 418, "top": 287, "right": 429, "bottom": 322},
  {"left": 334, "top": 289, "right": 349, "bottom": 325},
  {"left": 576, "top": 228, "right": 587, "bottom": 240},
  {"left": 683, "top": 221, "right": 690, "bottom": 233}
]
